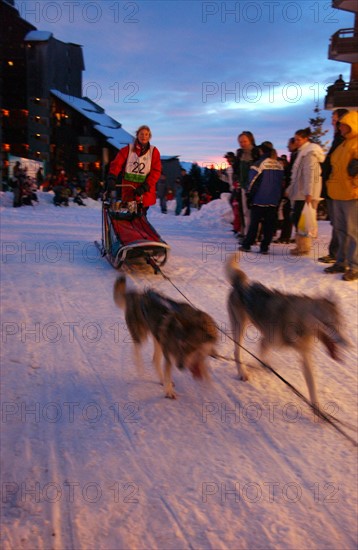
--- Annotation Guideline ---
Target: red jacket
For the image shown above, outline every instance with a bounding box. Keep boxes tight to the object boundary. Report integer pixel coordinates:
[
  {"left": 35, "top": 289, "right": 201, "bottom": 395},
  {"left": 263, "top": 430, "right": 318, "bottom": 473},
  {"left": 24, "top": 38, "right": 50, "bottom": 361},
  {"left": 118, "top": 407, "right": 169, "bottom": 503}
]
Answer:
[{"left": 109, "top": 142, "right": 161, "bottom": 207}]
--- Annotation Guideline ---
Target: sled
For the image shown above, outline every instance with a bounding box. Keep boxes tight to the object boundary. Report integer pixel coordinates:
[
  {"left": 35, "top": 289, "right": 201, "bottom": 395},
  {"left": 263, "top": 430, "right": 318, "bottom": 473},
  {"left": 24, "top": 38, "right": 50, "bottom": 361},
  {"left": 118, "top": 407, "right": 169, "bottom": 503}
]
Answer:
[{"left": 96, "top": 184, "right": 170, "bottom": 273}]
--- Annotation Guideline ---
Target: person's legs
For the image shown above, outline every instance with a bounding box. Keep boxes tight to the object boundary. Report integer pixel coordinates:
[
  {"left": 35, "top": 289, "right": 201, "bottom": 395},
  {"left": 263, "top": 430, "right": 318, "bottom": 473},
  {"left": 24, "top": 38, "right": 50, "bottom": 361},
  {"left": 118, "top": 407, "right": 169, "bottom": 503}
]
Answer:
[
  {"left": 344, "top": 199, "right": 358, "bottom": 273},
  {"left": 260, "top": 207, "right": 277, "bottom": 252},
  {"left": 332, "top": 200, "right": 348, "bottom": 267},
  {"left": 242, "top": 206, "right": 261, "bottom": 249},
  {"left": 291, "top": 200, "right": 305, "bottom": 229},
  {"left": 280, "top": 198, "right": 293, "bottom": 242},
  {"left": 326, "top": 198, "right": 339, "bottom": 258}
]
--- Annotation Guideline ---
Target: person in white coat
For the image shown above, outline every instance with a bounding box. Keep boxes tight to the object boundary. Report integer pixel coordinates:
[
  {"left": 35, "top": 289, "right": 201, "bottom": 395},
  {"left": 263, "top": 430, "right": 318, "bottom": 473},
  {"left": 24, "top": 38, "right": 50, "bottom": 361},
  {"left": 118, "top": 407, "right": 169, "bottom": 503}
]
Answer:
[{"left": 286, "top": 127, "right": 325, "bottom": 255}]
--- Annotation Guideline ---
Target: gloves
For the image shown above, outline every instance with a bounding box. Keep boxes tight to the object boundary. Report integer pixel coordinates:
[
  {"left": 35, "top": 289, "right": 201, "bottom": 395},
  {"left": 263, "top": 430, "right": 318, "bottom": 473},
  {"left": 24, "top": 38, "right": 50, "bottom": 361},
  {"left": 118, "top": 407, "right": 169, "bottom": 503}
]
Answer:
[{"left": 134, "top": 183, "right": 149, "bottom": 196}]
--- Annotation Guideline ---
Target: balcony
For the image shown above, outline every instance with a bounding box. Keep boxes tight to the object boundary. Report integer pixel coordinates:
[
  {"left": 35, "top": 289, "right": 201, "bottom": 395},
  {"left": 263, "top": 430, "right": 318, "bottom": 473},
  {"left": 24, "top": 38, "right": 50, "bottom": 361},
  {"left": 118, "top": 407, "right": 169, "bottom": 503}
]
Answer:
[
  {"left": 325, "top": 80, "right": 358, "bottom": 109},
  {"left": 329, "top": 28, "right": 358, "bottom": 63},
  {"left": 333, "top": 0, "right": 358, "bottom": 14}
]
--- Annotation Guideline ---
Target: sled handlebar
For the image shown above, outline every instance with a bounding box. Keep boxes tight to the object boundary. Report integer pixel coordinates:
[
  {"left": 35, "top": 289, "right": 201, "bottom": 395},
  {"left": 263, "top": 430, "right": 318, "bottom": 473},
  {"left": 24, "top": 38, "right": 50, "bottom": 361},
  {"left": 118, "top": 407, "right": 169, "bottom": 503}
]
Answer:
[
  {"left": 104, "top": 183, "right": 143, "bottom": 203},
  {"left": 114, "top": 183, "right": 137, "bottom": 190}
]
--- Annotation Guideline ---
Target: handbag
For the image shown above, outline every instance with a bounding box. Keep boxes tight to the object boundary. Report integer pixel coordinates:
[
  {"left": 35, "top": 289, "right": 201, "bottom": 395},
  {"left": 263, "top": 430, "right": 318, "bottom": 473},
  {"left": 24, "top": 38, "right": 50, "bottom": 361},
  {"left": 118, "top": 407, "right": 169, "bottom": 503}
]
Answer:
[{"left": 297, "top": 203, "right": 318, "bottom": 238}]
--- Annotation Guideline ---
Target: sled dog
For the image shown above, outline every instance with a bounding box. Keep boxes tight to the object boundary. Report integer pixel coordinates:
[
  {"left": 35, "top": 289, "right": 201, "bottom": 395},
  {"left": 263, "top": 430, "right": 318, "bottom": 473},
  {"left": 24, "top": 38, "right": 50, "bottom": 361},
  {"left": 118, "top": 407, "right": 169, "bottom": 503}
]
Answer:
[
  {"left": 113, "top": 276, "right": 218, "bottom": 398},
  {"left": 225, "top": 254, "right": 347, "bottom": 407}
]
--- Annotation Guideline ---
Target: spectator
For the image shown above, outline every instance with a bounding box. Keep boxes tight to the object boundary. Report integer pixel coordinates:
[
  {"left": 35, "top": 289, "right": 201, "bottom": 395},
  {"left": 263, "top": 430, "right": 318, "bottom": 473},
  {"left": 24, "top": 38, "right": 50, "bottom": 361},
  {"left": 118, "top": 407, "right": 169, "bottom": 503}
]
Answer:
[
  {"left": 87, "top": 175, "right": 102, "bottom": 200},
  {"left": 12, "top": 161, "right": 24, "bottom": 207},
  {"left": 240, "top": 142, "right": 284, "bottom": 255},
  {"left": 42, "top": 173, "right": 54, "bottom": 192},
  {"left": 318, "top": 108, "right": 349, "bottom": 263},
  {"left": 275, "top": 137, "right": 298, "bottom": 243},
  {"left": 191, "top": 190, "right": 200, "bottom": 209},
  {"left": 234, "top": 131, "right": 260, "bottom": 240},
  {"left": 286, "top": 128, "right": 325, "bottom": 255},
  {"left": 157, "top": 172, "right": 168, "bottom": 213},
  {"left": 22, "top": 176, "right": 38, "bottom": 205},
  {"left": 175, "top": 176, "right": 183, "bottom": 215},
  {"left": 53, "top": 179, "right": 71, "bottom": 206},
  {"left": 221, "top": 152, "right": 235, "bottom": 190},
  {"left": 36, "top": 167, "right": 44, "bottom": 189},
  {"left": 324, "top": 111, "right": 358, "bottom": 281},
  {"left": 199, "top": 187, "right": 212, "bottom": 209},
  {"left": 180, "top": 168, "right": 195, "bottom": 216},
  {"left": 333, "top": 74, "right": 345, "bottom": 90}
]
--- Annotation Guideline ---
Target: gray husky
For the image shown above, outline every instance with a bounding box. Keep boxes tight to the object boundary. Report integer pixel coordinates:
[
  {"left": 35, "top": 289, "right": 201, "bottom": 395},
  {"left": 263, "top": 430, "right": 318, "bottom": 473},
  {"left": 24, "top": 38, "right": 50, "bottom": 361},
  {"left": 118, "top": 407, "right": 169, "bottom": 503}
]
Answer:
[
  {"left": 113, "top": 276, "right": 218, "bottom": 399},
  {"left": 225, "top": 254, "right": 347, "bottom": 407}
]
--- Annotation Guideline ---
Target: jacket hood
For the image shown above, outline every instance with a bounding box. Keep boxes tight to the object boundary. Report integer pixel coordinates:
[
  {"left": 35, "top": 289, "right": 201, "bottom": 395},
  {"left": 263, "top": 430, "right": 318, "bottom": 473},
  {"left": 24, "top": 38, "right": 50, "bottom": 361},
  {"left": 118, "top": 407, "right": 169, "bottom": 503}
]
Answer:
[
  {"left": 339, "top": 111, "right": 358, "bottom": 140},
  {"left": 299, "top": 141, "right": 325, "bottom": 163}
]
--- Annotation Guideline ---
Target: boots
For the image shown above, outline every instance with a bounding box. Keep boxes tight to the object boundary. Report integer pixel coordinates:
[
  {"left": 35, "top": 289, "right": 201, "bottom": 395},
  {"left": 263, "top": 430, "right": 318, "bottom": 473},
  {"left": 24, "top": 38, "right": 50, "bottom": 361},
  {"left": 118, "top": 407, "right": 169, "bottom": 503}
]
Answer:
[{"left": 290, "top": 234, "right": 311, "bottom": 256}]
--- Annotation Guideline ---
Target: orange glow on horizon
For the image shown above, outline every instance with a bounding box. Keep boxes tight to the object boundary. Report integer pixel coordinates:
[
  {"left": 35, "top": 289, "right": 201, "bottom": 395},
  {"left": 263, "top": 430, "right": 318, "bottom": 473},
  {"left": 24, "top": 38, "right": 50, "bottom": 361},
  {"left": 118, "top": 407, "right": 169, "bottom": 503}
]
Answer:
[{"left": 189, "top": 158, "right": 229, "bottom": 171}]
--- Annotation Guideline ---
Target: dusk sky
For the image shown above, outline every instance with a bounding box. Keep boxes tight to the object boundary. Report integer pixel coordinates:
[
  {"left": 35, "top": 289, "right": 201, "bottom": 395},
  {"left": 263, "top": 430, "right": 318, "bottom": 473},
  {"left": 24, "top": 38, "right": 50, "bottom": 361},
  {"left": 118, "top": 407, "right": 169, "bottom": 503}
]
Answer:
[{"left": 16, "top": 0, "right": 354, "bottom": 166}]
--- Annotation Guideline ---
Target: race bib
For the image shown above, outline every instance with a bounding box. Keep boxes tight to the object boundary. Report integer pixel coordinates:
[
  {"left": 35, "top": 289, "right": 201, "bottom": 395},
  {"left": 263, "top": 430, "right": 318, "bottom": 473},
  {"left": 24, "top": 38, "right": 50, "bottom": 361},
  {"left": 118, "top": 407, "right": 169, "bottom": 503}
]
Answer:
[{"left": 124, "top": 146, "right": 153, "bottom": 183}]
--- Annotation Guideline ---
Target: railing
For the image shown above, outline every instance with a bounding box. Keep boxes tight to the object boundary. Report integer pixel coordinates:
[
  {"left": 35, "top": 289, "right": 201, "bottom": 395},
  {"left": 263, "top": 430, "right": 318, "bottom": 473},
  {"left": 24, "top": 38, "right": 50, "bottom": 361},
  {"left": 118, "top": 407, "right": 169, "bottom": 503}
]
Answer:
[
  {"left": 325, "top": 80, "right": 358, "bottom": 109},
  {"left": 330, "top": 28, "right": 358, "bottom": 58}
]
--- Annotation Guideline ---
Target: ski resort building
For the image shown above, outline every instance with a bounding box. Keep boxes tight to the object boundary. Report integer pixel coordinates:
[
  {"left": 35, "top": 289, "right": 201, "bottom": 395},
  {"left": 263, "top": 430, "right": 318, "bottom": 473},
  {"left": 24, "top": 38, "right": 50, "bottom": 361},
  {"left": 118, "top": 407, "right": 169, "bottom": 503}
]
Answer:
[{"left": 0, "top": 0, "right": 134, "bottom": 181}]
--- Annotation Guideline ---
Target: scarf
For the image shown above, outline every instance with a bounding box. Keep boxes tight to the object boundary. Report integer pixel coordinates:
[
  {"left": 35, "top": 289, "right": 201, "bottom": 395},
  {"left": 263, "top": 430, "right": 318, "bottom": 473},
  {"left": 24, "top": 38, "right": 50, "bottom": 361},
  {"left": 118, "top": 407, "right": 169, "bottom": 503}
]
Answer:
[{"left": 134, "top": 139, "right": 150, "bottom": 157}]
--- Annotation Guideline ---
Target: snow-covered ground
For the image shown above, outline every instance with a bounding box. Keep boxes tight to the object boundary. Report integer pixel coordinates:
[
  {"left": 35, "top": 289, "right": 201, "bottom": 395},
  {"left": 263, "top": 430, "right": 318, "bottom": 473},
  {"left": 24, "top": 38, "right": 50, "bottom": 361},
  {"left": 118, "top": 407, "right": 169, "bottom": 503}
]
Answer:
[{"left": 1, "top": 191, "right": 357, "bottom": 550}]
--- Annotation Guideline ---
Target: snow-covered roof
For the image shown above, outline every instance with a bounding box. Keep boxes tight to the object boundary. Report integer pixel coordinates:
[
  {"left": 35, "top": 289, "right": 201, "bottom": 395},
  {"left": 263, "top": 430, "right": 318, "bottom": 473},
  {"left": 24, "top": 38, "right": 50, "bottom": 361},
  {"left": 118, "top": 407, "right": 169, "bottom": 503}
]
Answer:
[
  {"left": 50, "top": 89, "right": 134, "bottom": 149},
  {"left": 96, "top": 128, "right": 135, "bottom": 148},
  {"left": 24, "top": 30, "right": 53, "bottom": 42}
]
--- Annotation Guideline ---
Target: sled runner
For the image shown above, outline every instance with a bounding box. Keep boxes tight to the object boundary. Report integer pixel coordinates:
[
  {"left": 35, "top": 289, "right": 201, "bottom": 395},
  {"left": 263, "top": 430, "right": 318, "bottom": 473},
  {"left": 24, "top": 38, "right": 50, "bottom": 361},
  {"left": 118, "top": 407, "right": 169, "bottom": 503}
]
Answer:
[{"left": 96, "top": 184, "right": 170, "bottom": 273}]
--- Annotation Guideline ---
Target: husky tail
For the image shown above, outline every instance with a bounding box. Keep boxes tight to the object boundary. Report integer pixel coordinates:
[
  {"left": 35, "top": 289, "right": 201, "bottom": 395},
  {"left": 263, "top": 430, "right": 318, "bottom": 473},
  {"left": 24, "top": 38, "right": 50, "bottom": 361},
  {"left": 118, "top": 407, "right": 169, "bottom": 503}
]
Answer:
[
  {"left": 313, "top": 297, "right": 348, "bottom": 360},
  {"left": 113, "top": 275, "right": 127, "bottom": 310},
  {"left": 225, "top": 254, "right": 249, "bottom": 287}
]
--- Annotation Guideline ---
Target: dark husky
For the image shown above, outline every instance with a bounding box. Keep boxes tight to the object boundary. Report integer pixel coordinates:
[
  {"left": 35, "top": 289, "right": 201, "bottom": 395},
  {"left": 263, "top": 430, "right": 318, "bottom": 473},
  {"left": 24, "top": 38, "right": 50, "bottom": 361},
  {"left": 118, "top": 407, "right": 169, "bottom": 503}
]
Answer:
[
  {"left": 113, "top": 276, "right": 218, "bottom": 398},
  {"left": 225, "top": 254, "right": 347, "bottom": 407}
]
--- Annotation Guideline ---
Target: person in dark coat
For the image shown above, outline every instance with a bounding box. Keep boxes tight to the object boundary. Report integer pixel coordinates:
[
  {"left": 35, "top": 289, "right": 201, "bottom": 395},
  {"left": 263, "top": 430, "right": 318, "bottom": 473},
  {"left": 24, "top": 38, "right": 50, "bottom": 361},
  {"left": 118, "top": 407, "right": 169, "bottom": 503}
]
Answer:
[
  {"left": 240, "top": 142, "right": 284, "bottom": 254},
  {"left": 157, "top": 172, "right": 168, "bottom": 213},
  {"left": 233, "top": 131, "right": 260, "bottom": 240},
  {"left": 180, "top": 168, "right": 195, "bottom": 216}
]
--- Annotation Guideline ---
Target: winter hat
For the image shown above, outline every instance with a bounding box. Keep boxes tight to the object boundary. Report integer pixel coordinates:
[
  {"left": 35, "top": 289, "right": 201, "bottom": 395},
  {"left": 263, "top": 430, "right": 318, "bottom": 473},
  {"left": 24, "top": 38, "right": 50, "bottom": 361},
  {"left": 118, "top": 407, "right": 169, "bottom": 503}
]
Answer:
[
  {"left": 224, "top": 152, "right": 235, "bottom": 160},
  {"left": 258, "top": 141, "right": 273, "bottom": 155}
]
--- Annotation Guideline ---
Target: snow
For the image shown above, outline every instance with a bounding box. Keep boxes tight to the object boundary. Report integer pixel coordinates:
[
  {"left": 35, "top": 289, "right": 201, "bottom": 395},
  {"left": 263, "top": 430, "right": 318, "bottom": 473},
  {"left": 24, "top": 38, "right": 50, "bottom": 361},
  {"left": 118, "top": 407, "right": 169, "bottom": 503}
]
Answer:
[
  {"left": 1, "top": 191, "right": 357, "bottom": 550},
  {"left": 24, "top": 31, "right": 53, "bottom": 42}
]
